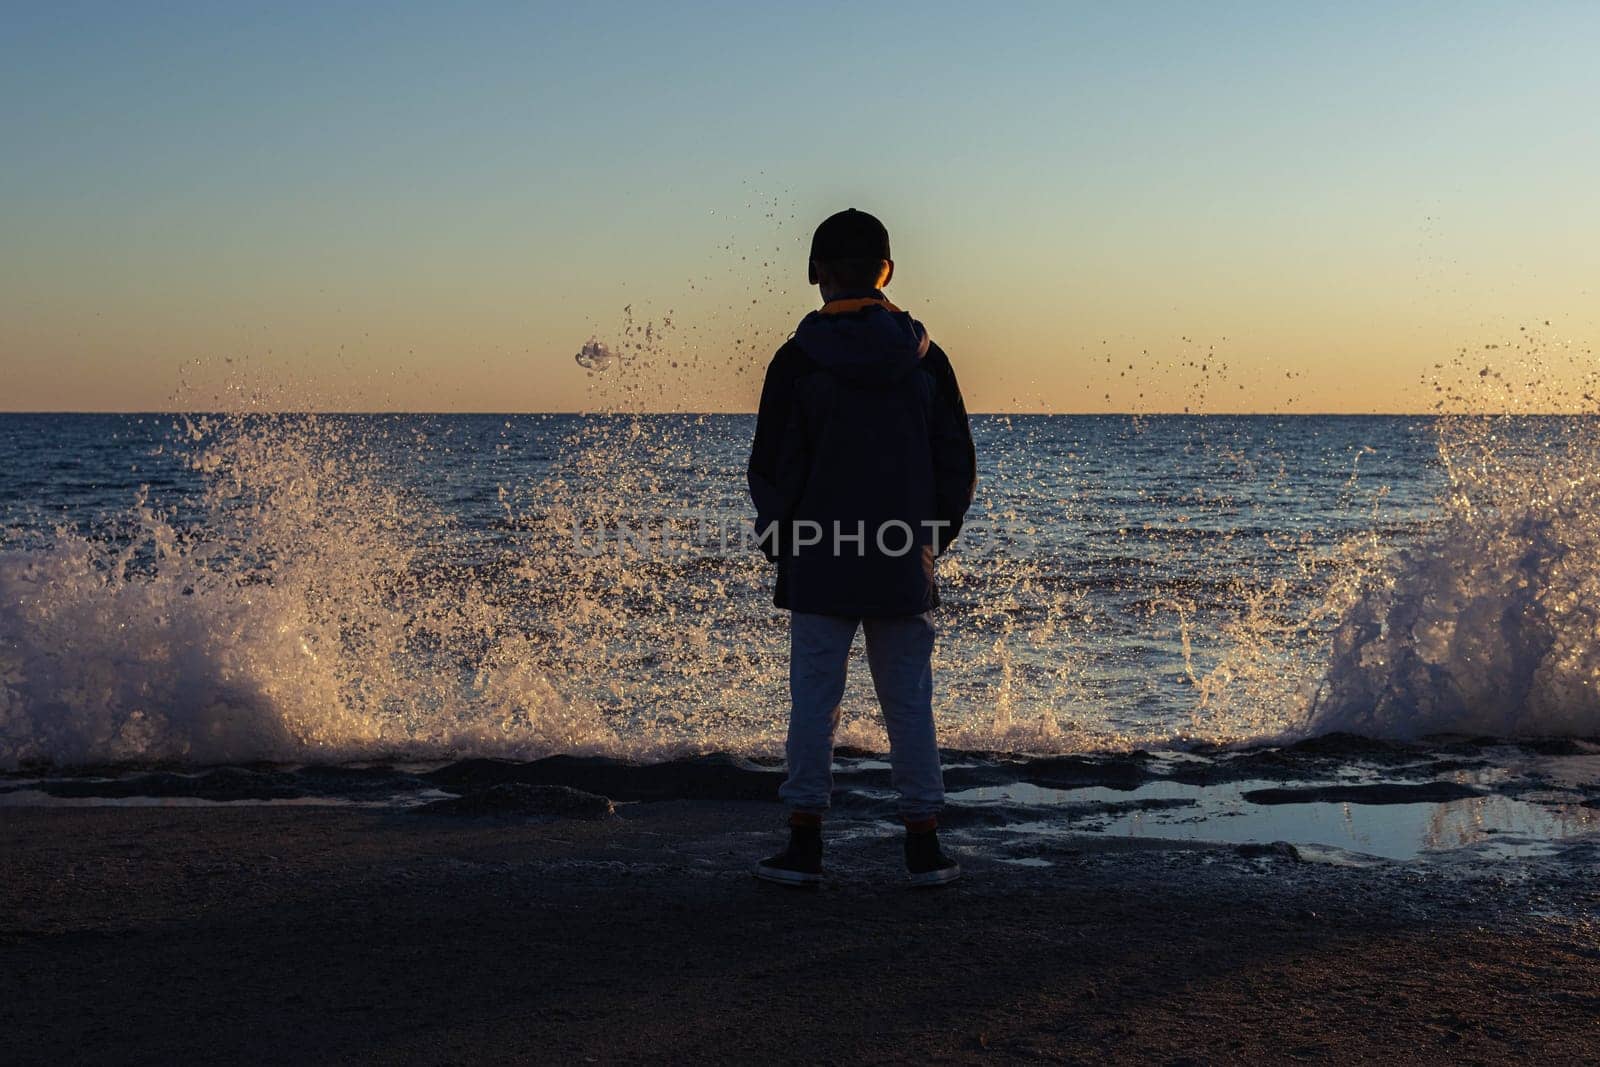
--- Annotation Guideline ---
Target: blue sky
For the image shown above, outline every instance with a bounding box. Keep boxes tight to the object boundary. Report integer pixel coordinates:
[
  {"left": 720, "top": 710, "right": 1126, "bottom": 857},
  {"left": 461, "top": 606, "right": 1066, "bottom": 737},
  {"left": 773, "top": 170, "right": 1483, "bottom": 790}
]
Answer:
[{"left": 4, "top": 2, "right": 1596, "bottom": 411}]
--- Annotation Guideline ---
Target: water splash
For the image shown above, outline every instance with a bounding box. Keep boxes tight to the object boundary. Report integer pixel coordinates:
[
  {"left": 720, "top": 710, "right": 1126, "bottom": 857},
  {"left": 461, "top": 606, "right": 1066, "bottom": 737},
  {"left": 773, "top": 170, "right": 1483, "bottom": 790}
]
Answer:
[
  {"left": 9, "top": 301, "right": 1600, "bottom": 768},
  {"left": 0, "top": 414, "right": 617, "bottom": 767},
  {"left": 1307, "top": 411, "right": 1600, "bottom": 737},
  {"left": 573, "top": 339, "right": 614, "bottom": 371},
  {"left": 1189, "top": 339, "right": 1600, "bottom": 742},
  {"left": 9, "top": 400, "right": 1600, "bottom": 771},
  {"left": 0, "top": 406, "right": 1154, "bottom": 768}
]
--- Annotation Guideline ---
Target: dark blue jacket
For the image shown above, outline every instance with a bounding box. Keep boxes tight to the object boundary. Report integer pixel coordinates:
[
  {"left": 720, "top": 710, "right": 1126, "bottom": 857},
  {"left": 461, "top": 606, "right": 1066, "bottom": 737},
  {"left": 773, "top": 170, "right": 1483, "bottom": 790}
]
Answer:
[{"left": 747, "top": 293, "right": 977, "bottom": 616}]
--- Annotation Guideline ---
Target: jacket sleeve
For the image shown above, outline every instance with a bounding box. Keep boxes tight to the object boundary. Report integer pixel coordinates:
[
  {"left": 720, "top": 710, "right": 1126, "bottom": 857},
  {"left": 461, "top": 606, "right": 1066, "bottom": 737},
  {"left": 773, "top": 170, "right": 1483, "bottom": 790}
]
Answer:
[
  {"left": 747, "top": 341, "right": 809, "bottom": 561},
  {"left": 924, "top": 342, "right": 977, "bottom": 554}
]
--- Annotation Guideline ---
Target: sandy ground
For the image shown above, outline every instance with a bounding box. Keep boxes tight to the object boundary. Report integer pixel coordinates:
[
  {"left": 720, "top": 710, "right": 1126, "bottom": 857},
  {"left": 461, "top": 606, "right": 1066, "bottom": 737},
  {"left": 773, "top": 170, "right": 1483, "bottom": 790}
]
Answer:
[{"left": 3, "top": 798, "right": 1597, "bottom": 1065}]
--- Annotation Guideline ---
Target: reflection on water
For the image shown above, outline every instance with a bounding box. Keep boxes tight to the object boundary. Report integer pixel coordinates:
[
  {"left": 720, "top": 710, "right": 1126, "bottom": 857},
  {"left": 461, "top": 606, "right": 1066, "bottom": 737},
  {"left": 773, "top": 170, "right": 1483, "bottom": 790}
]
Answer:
[{"left": 945, "top": 778, "right": 1597, "bottom": 861}]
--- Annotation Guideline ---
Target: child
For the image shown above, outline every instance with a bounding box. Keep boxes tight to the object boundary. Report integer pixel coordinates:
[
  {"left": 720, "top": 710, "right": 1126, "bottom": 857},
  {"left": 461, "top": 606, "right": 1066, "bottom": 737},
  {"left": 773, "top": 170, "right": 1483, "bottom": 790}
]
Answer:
[{"left": 747, "top": 208, "right": 977, "bottom": 887}]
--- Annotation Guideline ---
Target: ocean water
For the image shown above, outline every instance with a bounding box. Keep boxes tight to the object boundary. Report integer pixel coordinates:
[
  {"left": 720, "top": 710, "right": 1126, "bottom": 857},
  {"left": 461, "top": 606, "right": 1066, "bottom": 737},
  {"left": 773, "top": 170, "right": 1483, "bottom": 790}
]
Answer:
[{"left": 2, "top": 410, "right": 1599, "bottom": 770}]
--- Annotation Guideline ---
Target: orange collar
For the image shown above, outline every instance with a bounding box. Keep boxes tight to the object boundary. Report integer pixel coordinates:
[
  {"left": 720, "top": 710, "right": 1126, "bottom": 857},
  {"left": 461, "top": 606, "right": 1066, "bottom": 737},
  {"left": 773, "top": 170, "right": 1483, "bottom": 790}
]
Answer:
[{"left": 819, "top": 297, "right": 902, "bottom": 315}]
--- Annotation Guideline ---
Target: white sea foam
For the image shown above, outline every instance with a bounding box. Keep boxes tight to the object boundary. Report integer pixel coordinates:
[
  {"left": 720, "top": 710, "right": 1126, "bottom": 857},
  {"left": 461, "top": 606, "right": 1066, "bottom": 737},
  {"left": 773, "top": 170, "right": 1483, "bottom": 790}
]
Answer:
[
  {"left": 1306, "top": 413, "right": 1600, "bottom": 738},
  {"left": 0, "top": 415, "right": 618, "bottom": 768},
  {"left": 1190, "top": 348, "right": 1600, "bottom": 742}
]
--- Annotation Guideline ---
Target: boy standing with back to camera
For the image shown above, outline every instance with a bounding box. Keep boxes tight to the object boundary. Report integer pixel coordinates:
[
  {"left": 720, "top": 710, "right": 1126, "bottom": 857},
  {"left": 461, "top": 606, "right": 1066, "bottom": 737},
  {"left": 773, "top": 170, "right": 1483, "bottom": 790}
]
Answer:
[{"left": 748, "top": 209, "right": 977, "bottom": 887}]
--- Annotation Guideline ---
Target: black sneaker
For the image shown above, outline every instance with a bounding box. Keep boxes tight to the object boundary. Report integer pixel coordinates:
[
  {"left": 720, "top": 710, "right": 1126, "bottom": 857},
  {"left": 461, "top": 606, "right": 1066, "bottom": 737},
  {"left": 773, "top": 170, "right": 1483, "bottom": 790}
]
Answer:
[
  {"left": 753, "top": 826, "right": 823, "bottom": 886},
  {"left": 905, "top": 829, "right": 961, "bottom": 887}
]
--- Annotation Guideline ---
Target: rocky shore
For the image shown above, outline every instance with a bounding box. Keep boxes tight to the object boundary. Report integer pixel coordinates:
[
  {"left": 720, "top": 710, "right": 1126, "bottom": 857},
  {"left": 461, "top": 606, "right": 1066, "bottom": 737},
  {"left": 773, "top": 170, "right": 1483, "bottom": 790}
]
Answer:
[{"left": 3, "top": 745, "right": 1598, "bottom": 1064}]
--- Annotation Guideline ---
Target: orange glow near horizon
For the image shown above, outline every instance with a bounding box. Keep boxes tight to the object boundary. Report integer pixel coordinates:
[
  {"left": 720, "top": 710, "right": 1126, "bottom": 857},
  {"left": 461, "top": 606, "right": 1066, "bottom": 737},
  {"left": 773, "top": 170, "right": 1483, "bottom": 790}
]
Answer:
[{"left": 3, "top": 6, "right": 1597, "bottom": 414}]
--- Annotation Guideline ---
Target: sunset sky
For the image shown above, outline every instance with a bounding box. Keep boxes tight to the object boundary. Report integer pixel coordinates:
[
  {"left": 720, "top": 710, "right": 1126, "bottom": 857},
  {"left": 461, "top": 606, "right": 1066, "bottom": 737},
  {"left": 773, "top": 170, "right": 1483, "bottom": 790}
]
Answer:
[{"left": 3, "top": 2, "right": 1596, "bottom": 413}]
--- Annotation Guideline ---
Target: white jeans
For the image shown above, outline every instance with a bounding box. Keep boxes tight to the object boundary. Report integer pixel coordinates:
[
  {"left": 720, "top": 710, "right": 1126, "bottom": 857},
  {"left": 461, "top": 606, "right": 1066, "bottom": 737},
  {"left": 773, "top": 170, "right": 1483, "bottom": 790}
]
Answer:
[{"left": 780, "top": 611, "right": 944, "bottom": 819}]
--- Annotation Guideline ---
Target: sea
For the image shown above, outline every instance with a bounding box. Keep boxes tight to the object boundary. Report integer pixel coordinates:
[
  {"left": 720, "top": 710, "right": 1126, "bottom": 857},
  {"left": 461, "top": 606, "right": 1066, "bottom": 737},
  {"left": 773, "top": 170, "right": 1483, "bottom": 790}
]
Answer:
[{"left": 4, "top": 409, "right": 1598, "bottom": 772}]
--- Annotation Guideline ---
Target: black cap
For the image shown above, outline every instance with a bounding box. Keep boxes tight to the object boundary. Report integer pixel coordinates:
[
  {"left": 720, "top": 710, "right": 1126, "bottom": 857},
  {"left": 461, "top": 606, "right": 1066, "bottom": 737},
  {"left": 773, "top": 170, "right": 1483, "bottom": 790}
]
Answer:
[{"left": 809, "top": 208, "right": 890, "bottom": 264}]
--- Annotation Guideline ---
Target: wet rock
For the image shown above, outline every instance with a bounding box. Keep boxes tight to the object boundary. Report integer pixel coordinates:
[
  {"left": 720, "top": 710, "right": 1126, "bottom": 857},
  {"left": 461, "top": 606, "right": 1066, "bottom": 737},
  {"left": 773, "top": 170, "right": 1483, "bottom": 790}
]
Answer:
[
  {"left": 1427, "top": 734, "right": 1600, "bottom": 756},
  {"left": 940, "top": 747, "right": 1018, "bottom": 762},
  {"left": 1019, "top": 756, "right": 1150, "bottom": 791},
  {"left": 927, "top": 803, "right": 1037, "bottom": 830},
  {"left": 413, "top": 784, "right": 615, "bottom": 820},
  {"left": 1284, "top": 733, "right": 1421, "bottom": 761},
  {"left": 1410, "top": 758, "right": 1489, "bottom": 777},
  {"left": 940, "top": 764, "right": 1031, "bottom": 791},
  {"left": 16, "top": 764, "right": 431, "bottom": 803},
  {"left": 916, "top": 796, "right": 1200, "bottom": 831},
  {"left": 1164, "top": 748, "right": 1335, "bottom": 786},
  {"left": 36, "top": 767, "right": 304, "bottom": 801},
  {"left": 1515, "top": 737, "right": 1597, "bottom": 756},
  {"left": 1170, "top": 735, "right": 1450, "bottom": 787},
  {"left": 1235, "top": 841, "right": 1302, "bottom": 862},
  {"left": 1086, "top": 797, "right": 1197, "bottom": 816},
  {"left": 424, "top": 753, "right": 779, "bottom": 803},
  {"left": 290, "top": 765, "right": 428, "bottom": 800},
  {"left": 1242, "top": 782, "right": 1486, "bottom": 806}
]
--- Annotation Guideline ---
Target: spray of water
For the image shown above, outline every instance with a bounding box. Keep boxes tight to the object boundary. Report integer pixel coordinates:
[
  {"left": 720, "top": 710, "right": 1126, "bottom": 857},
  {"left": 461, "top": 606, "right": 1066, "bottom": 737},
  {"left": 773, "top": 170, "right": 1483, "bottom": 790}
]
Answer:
[
  {"left": 1306, "top": 354, "right": 1600, "bottom": 738},
  {"left": 0, "top": 413, "right": 616, "bottom": 767},
  {"left": 1189, "top": 334, "right": 1600, "bottom": 741},
  {"left": 8, "top": 214, "right": 1599, "bottom": 768}
]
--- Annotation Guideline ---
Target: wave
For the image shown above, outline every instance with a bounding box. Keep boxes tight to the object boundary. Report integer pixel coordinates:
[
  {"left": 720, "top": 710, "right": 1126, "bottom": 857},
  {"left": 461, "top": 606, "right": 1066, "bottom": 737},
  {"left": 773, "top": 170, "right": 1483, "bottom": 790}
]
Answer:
[
  {"left": 0, "top": 415, "right": 617, "bottom": 768},
  {"left": 6, "top": 400, "right": 1600, "bottom": 770},
  {"left": 1306, "top": 415, "right": 1600, "bottom": 738}
]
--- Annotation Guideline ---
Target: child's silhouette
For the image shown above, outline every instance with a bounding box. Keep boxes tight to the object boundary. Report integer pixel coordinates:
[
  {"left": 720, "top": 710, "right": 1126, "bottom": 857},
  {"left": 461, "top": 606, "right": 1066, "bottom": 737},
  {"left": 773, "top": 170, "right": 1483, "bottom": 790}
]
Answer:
[{"left": 748, "top": 209, "right": 977, "bottom": 886}]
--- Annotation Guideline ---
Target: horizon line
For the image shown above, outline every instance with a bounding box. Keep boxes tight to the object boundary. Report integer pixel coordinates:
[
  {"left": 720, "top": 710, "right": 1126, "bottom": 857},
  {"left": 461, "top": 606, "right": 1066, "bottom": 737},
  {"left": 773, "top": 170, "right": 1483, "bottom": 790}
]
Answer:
[{"left": 0, "top": 409, "right": 1591, "bottom": 418}]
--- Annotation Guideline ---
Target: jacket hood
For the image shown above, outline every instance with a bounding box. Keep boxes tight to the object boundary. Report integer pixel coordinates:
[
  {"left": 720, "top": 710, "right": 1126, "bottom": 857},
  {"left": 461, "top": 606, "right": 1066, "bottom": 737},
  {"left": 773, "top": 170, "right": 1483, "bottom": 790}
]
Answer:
[{"left": 793, "top": 294, "right": 930, "bottom": 387}]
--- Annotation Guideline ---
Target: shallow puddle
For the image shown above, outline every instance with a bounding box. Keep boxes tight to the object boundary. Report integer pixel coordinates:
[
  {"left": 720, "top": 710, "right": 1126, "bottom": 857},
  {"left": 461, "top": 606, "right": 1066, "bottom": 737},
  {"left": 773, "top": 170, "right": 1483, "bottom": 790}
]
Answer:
[{"left": 946, "top": 778, "right": 1598, "bottom": 861}]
